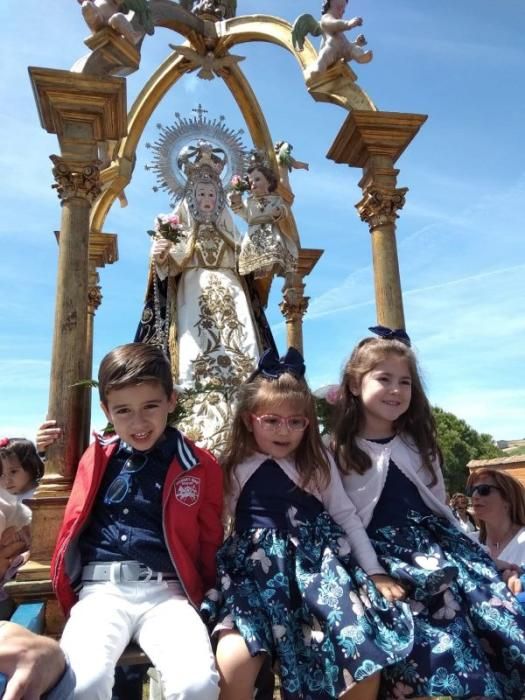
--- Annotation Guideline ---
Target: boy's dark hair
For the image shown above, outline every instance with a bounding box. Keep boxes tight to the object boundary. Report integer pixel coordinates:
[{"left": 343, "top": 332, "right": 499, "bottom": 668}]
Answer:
[
  {"left": 0, "top": 439, "right": 44, "bottom": 484},
  {"left": 98, "top": 343, "right": 174, "bottom": 405}
]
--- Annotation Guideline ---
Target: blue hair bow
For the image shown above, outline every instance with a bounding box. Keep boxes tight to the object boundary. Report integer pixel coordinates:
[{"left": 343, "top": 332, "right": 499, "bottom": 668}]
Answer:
[
  {"left": 368, "top": 325, "right": 411, "bottom": 347},
  {"left": 251, "top": 347, "right": 306, "bottom": 381}
]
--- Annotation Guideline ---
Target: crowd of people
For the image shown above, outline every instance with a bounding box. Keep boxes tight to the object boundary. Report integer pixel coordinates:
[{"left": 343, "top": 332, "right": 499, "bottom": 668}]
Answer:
[{"left": 2, "top": 327, "right": 525, "bottom": 700}]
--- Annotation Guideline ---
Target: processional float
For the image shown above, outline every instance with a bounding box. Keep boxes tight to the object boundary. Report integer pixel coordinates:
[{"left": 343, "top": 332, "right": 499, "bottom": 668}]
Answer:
[{"left": 10, "top": 0, "right": 426, "bottom": 633}]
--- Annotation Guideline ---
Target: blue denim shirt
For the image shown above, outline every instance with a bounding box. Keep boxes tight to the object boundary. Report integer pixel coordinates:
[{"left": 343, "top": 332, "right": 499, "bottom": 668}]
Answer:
[{"left": 79, "top": 427, "right": 183, "bottom": 573}]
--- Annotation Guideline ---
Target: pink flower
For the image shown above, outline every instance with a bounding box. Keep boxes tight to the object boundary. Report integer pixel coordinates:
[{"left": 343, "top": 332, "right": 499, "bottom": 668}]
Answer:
[
  {"left": 166, "top": 214, "right": 180, "bottom": 228},
  {"left": 0, "top": 438, "right": 9, "bottom": 448},
  {"left": 325, "top": 386, "right": 341, "bottom": 405}
]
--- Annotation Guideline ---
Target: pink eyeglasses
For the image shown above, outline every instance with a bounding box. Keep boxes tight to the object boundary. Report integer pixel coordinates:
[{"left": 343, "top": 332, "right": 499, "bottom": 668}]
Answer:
[{"left": 250, "top": 414, "right": 309, "bottom": 432}]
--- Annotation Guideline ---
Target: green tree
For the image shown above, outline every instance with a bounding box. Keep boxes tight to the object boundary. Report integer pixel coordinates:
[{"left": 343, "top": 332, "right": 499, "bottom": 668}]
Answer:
[{"left": 433, "top": 406, "right": 504, "bottom": 494}]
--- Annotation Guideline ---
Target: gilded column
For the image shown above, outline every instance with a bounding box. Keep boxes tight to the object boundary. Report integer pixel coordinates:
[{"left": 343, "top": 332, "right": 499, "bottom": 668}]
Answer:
[
  {"left": 279, "top": 249, "right": 323, "bottom": 353},
  {"left": 327, "top": 111, "right": 427, "bottom": 329},
  {"left": 83, "top": 232, "right": 118, "bottom": 447},
  {"left": 8, "top": 70, "right": 126, "bottom": 626}
]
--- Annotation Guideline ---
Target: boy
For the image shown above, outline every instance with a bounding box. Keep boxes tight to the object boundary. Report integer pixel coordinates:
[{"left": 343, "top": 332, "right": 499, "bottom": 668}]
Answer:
[{"left": 51, "top": 343, "right": 223, "bottom": 700}]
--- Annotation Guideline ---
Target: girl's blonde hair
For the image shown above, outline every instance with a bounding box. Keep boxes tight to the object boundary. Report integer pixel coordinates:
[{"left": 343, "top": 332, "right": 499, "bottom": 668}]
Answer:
[
  {"left": 221, "top": 372, "right": 331, "bottom": 496},
  {"left": 466, "top": 468, "right": 525, "bottom": 544},
  {"left": 333, "top": 337, "right": 440, "bottom": 485}
]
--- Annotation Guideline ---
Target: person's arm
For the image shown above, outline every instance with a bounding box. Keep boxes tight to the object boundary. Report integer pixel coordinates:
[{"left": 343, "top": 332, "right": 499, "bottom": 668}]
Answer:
[
  {"left": 0, "top": 622, "right": 74, "bottom": 700},
  {"left": 319, "top": 458, "right": 406, "bottom": 601}
]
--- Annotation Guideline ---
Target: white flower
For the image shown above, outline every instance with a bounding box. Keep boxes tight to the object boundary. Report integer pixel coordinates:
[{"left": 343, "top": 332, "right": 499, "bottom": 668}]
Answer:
[
  {"left": 221, "top": 574, "right": 231, "bottom": 591},
  {"left": 413, "top": 554, "right": 440, "bottom": 570},
  {"left": 250, "top": 548, "right": 271, "bottom": 573},
  {"left": 432, "top": 590, "right": 461, "bottom": 620},
  {"left": 272, "top": 624, "right": 287, "bottom": 641}
]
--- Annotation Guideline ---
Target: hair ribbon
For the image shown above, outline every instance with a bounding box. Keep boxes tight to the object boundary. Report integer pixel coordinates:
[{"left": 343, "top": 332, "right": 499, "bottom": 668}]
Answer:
[
  {"left": 368, "top": 325, "right": 411, "bottom": 347},
  {"left": 250, "top": 347, "right": 306, "bottom": 381},
  {"left": 0, "top": 438, "right": 9, "bottom": 448}
]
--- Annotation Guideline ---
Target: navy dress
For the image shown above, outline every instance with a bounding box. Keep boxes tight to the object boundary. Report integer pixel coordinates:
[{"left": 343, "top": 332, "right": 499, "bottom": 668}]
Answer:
[
  {"left": 202, "top": 459, "right": 414, "bottom": 699},
  {"left": 366, "top": 441, "right": 525, "bottom": 700}
]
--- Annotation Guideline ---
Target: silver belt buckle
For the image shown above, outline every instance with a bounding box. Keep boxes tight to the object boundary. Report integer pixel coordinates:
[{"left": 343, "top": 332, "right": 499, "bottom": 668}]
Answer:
[{"left": 137, "top": 565, "right": 154, "bottom": 582}]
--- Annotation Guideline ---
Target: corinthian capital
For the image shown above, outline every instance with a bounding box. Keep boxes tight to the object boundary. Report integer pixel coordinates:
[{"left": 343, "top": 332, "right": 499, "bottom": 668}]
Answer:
[
  {"left": 357, "top": 185, "right": 408, "bottom": 231},
  {"left": 279, "top": 291, "right": 310, "bottom": 323},
  {"left": 50, "top": 155, "right": 102, "bottom": 204}
]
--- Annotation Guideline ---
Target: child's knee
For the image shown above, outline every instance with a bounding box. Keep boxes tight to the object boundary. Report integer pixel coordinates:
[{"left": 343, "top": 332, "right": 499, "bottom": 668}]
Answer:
[
  {"left": 72, "top": 672, "right": 114, "bottom": 700},
  {"left": 164, "top": 672, "right": 220, "bottom": 700}
]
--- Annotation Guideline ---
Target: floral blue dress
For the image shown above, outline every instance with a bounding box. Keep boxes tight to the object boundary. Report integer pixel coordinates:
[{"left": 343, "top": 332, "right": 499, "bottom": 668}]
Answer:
[
  {"left": 201, "top": 459, "right": 414, "bottom": 699},
  {"left": 366, "top": 451, "right": 525, "bottom": 700}
]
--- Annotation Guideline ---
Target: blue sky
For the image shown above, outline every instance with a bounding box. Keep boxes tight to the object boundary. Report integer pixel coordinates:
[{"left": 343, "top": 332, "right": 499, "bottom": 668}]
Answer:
[{"left": 0, "top": 1, "right": 524, "bottom": 441}]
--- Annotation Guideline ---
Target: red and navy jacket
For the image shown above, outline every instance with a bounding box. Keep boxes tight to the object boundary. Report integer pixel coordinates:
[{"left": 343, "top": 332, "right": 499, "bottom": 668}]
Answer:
[{"left": 51, "top": 430, "right": 223, "bottom": 617}]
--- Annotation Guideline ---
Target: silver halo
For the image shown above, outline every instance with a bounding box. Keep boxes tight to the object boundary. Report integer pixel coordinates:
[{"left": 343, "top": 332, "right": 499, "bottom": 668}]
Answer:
[{"left": 145, "top": 106, "right": 248, "bottom": 206}]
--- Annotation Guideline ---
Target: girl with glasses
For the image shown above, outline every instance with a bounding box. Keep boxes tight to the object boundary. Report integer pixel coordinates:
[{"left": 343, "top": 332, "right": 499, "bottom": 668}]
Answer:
[
  {"left": 333, "top": 327, "right": 525, "bottom": 700},
  {"left": 202, "top": 348, "right": 414, "bottom": 700}
]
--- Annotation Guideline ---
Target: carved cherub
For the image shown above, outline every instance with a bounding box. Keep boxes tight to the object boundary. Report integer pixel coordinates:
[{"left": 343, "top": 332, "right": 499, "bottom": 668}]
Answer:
[
  {"left": 181, "top": 0, "right": 237, "bottom": 20},
  {"left": 274, "top": 141, "right": 309, "bottom": 190},
  {"left": 292, "top": 0, "right": 372, "bottom": 79},
  {"left": 77, "top": 0, "right": 154, "bottom": 45}
]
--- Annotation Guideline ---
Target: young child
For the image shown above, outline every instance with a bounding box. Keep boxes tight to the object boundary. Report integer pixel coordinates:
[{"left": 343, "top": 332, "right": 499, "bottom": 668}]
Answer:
[
  {"left": 202, "top": 347, "right": 414, "bottom": 700},
  {"left": 333, "top": 326, "right": 525, "bottom": 699},
  {"left": 0, "top": 438, "right": 41, "bottom": 618},
  {"left": 0, "top": 438, "right": 44, "bottom": 501},
  {"left": 51, "top": 342, "right": 223, "bottom": 700}
]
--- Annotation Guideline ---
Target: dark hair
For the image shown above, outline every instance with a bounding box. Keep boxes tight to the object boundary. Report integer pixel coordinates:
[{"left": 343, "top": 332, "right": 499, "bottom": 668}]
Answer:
[
  {"left": 322, "top": 0, "right": 347, "bottom": 13},
  {"left": 221, "top": 372, "right": 331, "bottom": 496},
  {"left": 247, "top": 164, "right": 278, "bottom": 193},
  {"left": 98, "top": 342, "right": 173, "bottom": 405},
  {"left": 0, "top": 439, "right": 44, "bottom": 485},
  {"left": 466, "top": 468, "right": 525, "bottom": 544},
  {"left": 333, "top": 337, "right": 440, "bottom": 486}
]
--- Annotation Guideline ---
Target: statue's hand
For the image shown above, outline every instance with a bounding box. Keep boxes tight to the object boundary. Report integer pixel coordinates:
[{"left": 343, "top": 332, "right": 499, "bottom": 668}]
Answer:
[
  {"left": 348, "top": 16, "right": 363, "bottom": 29},
  {"left": 152, "top": 237, "right": 171, "bottom": 263}
]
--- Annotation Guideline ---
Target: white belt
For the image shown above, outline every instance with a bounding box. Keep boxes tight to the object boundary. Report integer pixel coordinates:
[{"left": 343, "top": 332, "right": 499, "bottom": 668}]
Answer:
[{"left": 81, "top": 561, "right": 177, "bottom": 583}]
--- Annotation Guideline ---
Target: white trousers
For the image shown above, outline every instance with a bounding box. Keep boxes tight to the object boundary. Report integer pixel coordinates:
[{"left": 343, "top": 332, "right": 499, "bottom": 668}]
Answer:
[{"left": 60, "top": 580, "right": 219, "bottom": 700}]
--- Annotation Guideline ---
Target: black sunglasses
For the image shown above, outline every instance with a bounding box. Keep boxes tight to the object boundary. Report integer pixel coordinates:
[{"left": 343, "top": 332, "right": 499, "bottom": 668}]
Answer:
[{"left": 467, "top": 483, "right": 501, "bottom": 498}]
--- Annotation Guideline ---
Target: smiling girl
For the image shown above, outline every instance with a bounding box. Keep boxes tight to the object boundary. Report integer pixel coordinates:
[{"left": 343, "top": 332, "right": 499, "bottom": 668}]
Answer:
[{"left": 333, "top": 326, "right": 525, "bottom": 699}]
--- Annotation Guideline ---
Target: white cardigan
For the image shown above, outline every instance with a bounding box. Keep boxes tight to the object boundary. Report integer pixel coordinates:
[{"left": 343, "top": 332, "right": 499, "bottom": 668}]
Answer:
[
  {"left": 339, "top": 434, "right": 459, "bottom": 529},
  {"left": 229, "top": 451, "right": 387, "bottom": 576}
]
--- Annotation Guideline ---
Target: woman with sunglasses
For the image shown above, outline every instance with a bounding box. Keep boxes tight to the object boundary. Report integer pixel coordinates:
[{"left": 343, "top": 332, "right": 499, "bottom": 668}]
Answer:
[
  {"left": 466, "top": 469, "right": 525, "bottom": 564},
  {"left": 202, "top": 348, "right": 413, "bottom": 700}
]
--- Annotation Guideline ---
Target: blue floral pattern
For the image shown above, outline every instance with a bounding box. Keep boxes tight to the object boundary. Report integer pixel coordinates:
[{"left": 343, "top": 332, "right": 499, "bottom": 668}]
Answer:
[
  {"left": 201, "top": 460, "right": 414, "bottom": 699},
  {"left": 370, "top": 510, "right": 525, "bottom": 699}
]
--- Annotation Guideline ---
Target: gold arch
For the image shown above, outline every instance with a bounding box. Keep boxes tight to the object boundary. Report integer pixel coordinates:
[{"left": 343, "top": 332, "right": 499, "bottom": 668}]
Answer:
[{"left": 91, "top": 14, "right": 375, "bottom": 235}]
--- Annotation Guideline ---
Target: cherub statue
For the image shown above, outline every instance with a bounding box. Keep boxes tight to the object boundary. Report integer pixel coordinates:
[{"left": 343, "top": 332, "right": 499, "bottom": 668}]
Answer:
[
  {"left": 274, "top": 141, "right": 309, "bottom": 189},
  {"left": 182, "top": 0, "right": 237, "bottom": 20},
  {"left": 292, "top": 0, "right": 372, "bottom": 79},
  {"left": 77, "top": 0, "right": 154, "bottom": 45}
]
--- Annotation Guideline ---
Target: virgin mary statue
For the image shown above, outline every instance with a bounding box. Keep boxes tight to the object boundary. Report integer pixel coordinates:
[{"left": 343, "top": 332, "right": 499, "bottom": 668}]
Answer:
[{"left": 135, "top": 141, "right": 275, "bottom": 451}]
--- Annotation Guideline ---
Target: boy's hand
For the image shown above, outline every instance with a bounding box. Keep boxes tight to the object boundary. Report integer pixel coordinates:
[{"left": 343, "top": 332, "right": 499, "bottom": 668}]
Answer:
[
  {"left": 35, "top": 420, "right": 61, "bottom": 453},
  {"left": 370, "top": 574, "right": 406, "bottom": 601}
]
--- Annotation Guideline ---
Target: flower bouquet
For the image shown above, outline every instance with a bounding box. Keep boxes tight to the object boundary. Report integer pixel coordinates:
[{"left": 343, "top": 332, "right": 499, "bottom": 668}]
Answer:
[
  {"left": 230, "top": 174, "right": 250, "bottom": 193},
  {"left": 147, "top": 213, "right": 183, "bottom": 244}
]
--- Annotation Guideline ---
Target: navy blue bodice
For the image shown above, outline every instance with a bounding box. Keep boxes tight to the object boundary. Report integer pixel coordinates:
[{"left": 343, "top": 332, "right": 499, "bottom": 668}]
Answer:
[
  {"left": 367, "top": 452, "right": 434, "bottom": 534},
  {"left": 235, "top": 459, "right": 324, "bottom": 532}
]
